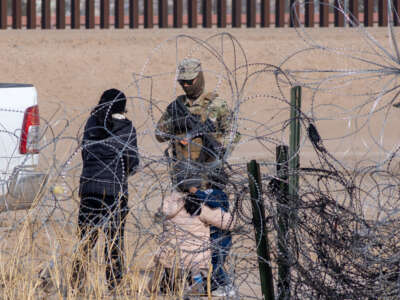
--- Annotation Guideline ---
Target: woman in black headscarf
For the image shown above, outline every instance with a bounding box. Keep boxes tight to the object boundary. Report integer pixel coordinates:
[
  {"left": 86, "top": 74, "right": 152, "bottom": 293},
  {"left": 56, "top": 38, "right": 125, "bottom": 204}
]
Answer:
[{"left": 71, "top": 89, "right": 139, "bottom": 291}]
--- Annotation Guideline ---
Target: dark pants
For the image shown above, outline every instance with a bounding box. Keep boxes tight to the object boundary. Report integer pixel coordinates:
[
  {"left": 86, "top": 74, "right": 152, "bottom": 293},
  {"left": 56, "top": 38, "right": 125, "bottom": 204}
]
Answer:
[{"left": 71, "top": 193, "right": 129, "bottom": 290}]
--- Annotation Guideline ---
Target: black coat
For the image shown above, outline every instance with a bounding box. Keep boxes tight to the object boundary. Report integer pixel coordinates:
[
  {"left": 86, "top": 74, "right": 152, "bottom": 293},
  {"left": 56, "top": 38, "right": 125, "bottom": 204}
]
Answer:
[{"left": 79, "top": 115, "right": 139, "bottom": 198}]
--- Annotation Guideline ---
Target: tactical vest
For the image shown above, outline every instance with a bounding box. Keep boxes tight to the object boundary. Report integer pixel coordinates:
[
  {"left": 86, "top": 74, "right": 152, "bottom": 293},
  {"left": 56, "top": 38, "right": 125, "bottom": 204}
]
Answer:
[{"left": 166, "top": 95, "right": 219, "bottom": 163}]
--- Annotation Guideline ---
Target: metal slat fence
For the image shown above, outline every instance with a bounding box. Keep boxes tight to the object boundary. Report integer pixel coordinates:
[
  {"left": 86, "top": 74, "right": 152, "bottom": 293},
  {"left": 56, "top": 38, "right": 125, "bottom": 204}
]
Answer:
[{"left": 0, "top": 0, "right": 398, "bottom": 29}]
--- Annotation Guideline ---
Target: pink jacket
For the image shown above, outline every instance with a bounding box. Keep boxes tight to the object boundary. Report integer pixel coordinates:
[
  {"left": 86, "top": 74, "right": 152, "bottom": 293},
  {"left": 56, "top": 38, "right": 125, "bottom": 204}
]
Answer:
[{"left": 156, "top": 191, "right": 235, "bottom": 269}]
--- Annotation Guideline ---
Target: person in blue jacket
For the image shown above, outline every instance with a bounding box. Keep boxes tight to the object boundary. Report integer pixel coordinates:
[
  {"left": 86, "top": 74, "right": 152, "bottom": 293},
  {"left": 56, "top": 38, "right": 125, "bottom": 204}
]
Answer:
[
  {"left": 71, "top": 88, "right": 139, "bottom": 291},
  {"left": 190, "top": 187, "right": 236, "bottom": 297}
]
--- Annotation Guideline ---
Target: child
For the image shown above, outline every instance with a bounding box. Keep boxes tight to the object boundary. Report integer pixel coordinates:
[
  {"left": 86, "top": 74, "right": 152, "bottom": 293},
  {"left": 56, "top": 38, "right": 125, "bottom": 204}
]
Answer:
[
  {"left": 191, "top": 187, "right": 236, "bottom": 297},
  {"left": 155, "top": 190, "right": 236, "bottom": 297}
]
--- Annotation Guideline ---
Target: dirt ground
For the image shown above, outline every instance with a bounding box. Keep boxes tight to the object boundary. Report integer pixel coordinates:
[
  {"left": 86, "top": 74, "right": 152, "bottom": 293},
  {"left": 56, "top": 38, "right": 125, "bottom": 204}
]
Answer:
[{"left": 1, "top": 27, "right": 398, "bottom": 164}]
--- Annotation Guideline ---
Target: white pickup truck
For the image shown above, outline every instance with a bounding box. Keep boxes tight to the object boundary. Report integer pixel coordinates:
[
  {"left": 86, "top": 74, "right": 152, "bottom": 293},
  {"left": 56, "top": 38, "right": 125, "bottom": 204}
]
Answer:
[{"left": 0, "top": 84, "right": 47, "bottom": 211}]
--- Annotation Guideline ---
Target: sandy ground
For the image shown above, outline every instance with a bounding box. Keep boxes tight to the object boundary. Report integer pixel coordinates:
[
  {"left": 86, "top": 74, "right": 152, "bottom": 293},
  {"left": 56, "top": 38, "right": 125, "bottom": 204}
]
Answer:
[
  {"left": 1, "top": 27, "right": 399, "bottom": 164},
  {"left": 2, "top": 26, "right": 398, "bottom": 225}
]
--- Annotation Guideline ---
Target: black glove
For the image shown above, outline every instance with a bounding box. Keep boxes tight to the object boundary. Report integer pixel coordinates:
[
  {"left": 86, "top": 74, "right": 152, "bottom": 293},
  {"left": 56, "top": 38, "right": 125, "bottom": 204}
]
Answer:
[
  {"left": 154, "top": 209, "right": 165, "bottom": 223},
  {"left": 184, "top": 194, "right": 202, "bottom": 216}
]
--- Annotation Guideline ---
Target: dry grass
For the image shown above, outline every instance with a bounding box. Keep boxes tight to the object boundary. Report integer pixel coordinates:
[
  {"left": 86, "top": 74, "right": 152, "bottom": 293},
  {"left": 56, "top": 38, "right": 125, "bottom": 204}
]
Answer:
[{"left": 0, "top": 205, "right": 221, "bottom": 300}]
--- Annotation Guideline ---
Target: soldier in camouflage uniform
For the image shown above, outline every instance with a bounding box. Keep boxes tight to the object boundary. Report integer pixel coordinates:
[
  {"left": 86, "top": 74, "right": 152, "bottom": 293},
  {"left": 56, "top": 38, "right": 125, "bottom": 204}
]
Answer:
[{"left": 155, "top": 58, "right": 240, "bottom": 191}]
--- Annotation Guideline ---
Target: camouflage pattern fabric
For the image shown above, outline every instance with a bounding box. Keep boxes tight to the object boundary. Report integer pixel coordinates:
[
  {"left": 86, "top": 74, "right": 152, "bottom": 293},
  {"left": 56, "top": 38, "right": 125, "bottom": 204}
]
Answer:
[
  {"left": 156, "top": 90, "right": 241, "bottom": 191},
  {"left": 155, "top": 91, "right": 240, "bottom": 162},
  {"left": 177, "top": 58, "right": 202, "bottom": 81}
]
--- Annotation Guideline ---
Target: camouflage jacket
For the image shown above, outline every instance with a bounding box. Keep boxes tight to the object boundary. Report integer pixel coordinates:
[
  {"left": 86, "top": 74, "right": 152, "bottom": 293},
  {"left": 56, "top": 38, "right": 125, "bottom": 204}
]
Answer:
[{"left": 155, "top": 92, "right": 240, "bottom": 161}]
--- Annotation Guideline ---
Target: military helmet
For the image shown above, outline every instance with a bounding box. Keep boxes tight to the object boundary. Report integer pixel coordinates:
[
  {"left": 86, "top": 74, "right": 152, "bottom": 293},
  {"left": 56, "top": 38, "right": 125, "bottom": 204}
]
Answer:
[{"left": 177, "top": 58, "right": 202, "bottom": 80}]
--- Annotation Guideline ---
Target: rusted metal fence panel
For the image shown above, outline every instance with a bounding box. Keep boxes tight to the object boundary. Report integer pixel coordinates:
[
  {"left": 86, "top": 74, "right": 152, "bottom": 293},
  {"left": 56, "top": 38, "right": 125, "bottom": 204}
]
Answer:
[
  {"left": 101, "top": 0, "right": 110, "bottom": 28},
  {"left": 12, "top": 0, "right": 22, "bottom": 29},
  {"left": 379, "top": 0, "right": 388, "bottom": 26},
  {"left": 0, "top": 0, "right": 397, "bottom": 29},
  {"left": 232, "top": 0, "right": 241, "bottom": 27},
  {"left": 71, "top": 0, "right": 80, "bottom": 28},
  {"left": 188, "top": 0, "right": 197, "bottom": 28},
  {"left": 203, "top": 0, "right": 212, "bottom": 27},
  {"left": 27, "top": 0, "right": 36, "bottom": 29},
  {"left": 349, "top": 0, "right": 359, "bottom": 26},
  {"left": 320, "top": 0, "right": 329, "bottom": 27},
  {"left": 173, "top": 0, "right": 183, "bottom": 27},
  {"left": 305, "top": 0, "right": 314, "bottom": 27},
  {"left": 247, "top": 0, "right": 256, "bottom": 27},
  {"left": 334, "top": 0, "right": 344, "bottom": 26},
  {"left": 56, "top": 0, "right": 66, "bottom": 29},
  {"left": 42, "top": 0, "right": 51, "bottom": 28},
  {"left": 217, "top": 0, "right": 227, "bottom": 27},
  {"left": 394, "top": 0, "right": 400, "bottom": 25},
  {"left": 129, "top": 0, "right": 139, "bottom": 28},
  {"left": 174, "top": 0, "right": 183, "bottom": 27},
  {"left": 144, "top": 0, "right": 153, "bottom": 28},
  {"left": 290, "top": 0, "right": 299, "bottom": 27},
  {"left": 275, "top": 0, "right": 285, "bottom": 27},
  {"left": 159, "top": 0, "right": 168, "bottom": 27},
  {"left": 260, "top": 0, "right": 270, "bottom": 27},
  {"left": 0, "top": 0, "right": 6, "bottom": 29},
  {"left": 115, "top": 0, "right": 124, "bottom": 28},
  {"left": 86, "top": 0, "right": 95, "bottom": 28},
  {"left": 364, "top": 0, "right": 374, "bottom": 26}
]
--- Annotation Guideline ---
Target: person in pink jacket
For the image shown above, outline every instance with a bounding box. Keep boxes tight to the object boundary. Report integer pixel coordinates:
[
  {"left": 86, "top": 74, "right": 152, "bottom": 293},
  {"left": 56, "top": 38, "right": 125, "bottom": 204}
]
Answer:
[{"left": 153, "top": 190, "right": 236, "bottom": 296}]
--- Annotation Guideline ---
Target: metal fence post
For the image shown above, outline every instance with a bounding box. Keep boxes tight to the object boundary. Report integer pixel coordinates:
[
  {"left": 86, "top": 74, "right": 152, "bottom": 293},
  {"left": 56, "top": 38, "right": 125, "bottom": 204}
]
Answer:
[
  {"left": 281, "top": 85, "right": 301, "bottom": 299},
  {"left": 289, "top": 86, "right": 301, "bottom": 202},
  {"left": 217, "top": 0, "right": 227, "bottom": 27},
  {"left": 0, "top": 0, "right": 6, "bottom": 29},
  {"left": 319, "top": 0, "right": 329, "bottom": 27},
  {"left": 247, "top": 160, "right": 275, "bottom": 300},
  {"left": 276, "top": 145, "right": 291, "bottom": 299}
]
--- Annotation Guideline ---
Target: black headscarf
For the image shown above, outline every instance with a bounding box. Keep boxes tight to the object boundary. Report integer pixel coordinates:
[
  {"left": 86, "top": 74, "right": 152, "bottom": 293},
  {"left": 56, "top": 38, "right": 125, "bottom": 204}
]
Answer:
[{"left": 92, "top": 89, "right": 127, "bottom": 134}]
